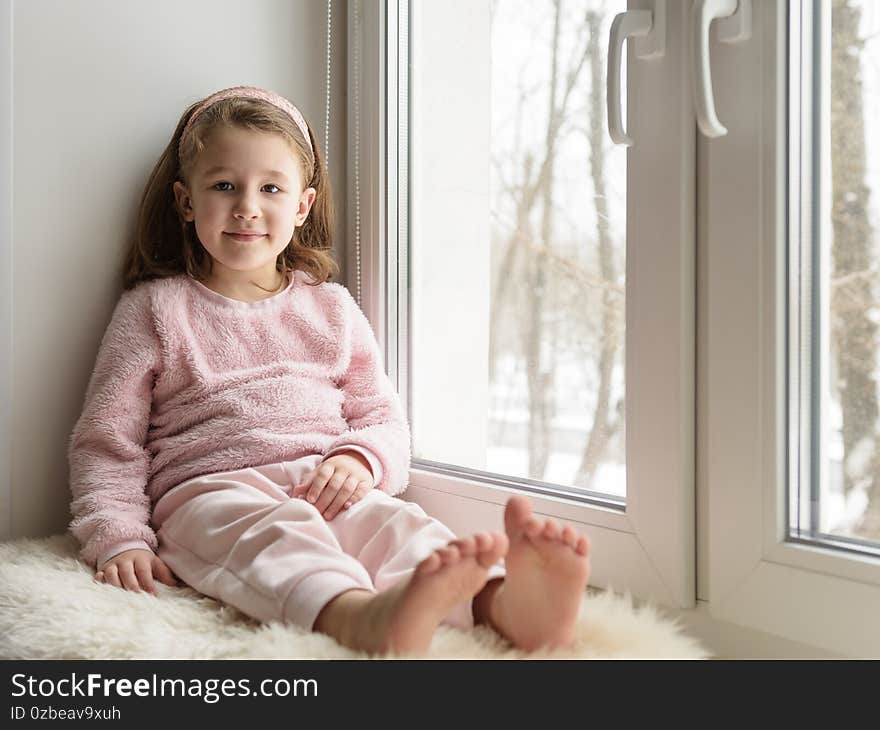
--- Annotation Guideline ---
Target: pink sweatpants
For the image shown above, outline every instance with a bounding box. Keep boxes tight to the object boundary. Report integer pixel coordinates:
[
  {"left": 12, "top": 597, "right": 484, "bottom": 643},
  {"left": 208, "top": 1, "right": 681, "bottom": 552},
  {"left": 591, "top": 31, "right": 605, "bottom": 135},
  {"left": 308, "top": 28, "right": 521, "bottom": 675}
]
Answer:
[{"left": 150, "top": 455, "right": 505, "bottom": 631}]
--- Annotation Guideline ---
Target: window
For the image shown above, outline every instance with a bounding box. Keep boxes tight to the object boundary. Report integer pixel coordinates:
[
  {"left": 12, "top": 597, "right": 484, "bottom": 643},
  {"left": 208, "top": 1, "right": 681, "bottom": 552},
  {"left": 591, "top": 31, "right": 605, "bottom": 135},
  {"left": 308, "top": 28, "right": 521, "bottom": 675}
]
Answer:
[
  {"left": 703, "top": 0, "right": 880, "bottom": 655},
  {"left": 350, "top": 0, "right": 880, "bottom": 655},
  {"left": 361, "top": 0, "right": 697, "bottom": 608},
  {"left": 410, "top": 0, "right": 628, "bottom": 504}
]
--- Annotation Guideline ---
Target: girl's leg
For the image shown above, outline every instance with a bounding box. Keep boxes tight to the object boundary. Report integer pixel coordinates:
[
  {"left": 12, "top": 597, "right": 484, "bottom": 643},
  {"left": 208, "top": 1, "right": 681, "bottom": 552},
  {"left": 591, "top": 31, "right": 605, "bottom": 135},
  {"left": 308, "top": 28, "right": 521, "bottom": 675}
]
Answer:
[
  {"left": 471, "top": 496, "right": 592, "bottom": 651},
  {"left": 322, "top": 489, "right": 506, "bottom": 629},
  {"left": 312, "top": 529, "right": 507, "bottom": 655},
  {"left": 152, "top": 459, "right": 376, "bottom": 632},
  {"left": 154, "top": 459, "right": 508, "bottom": 655}
]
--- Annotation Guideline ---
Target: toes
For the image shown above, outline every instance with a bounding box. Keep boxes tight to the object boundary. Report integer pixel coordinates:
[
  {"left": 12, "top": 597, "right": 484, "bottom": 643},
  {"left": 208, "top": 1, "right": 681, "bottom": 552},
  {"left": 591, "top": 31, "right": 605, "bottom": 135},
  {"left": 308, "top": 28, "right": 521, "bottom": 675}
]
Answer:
[
  {"left": 524, "top": 518, "right": 544, "bottom": 540},
  {"left": 507, "top": 501, "right": 591, "bottom": 560},
  {"left": 415, "top": 529, "right": 515, "bottom": 584},
  {"left": 504, "top": 496, "right": 534, "bottom": 536},
  {"left": 418, "top": 551, "right": 443, "bottom": 575},
  {"left": 453, "top": 536, "right": 477, "bottom": 558},
  {"left": 476, "top": 532, "right": 508, "bottom": 568},
  {"left": 542, "top": 520, "right": 561, "bottom": 540},
  {"left": 491, "top": 532, "right": 509, "bottom": 562},
  {"left": 438, "top": 545, "right": 461, "bottom": 565},
  {"left": 425, "top": 534, "right": 509, "bottom": 574},
  {"left": 473, "top": 532, "right": 491, "bottom": 552}
]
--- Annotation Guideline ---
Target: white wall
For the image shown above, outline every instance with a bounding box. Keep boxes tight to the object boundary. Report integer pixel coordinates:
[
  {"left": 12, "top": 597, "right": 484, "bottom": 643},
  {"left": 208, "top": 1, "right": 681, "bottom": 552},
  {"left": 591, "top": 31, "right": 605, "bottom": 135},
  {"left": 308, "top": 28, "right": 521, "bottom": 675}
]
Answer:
[
  {"left": 1, "top": 1, "right": 12, "bottom": 541},
  {"left": 0, "top": 0, "right": 348, "bottom": 541}
]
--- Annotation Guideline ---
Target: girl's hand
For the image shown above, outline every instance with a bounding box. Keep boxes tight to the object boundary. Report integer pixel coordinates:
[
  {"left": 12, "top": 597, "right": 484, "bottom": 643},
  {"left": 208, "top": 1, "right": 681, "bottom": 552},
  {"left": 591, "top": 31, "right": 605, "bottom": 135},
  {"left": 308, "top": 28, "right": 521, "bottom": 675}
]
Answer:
[
  {"left": 94, "top": 549, "right": 178, "bottom": 596},
  {"left": 293, "top": 451, "right": 375, "bottom": 520}
]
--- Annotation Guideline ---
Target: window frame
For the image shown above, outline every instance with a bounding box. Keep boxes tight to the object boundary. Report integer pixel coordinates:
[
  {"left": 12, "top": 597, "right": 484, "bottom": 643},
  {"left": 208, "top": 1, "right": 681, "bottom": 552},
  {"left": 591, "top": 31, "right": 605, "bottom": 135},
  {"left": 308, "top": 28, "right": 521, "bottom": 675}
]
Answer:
[{"left": 700, "top": 0, "right": 880, "bottom": 656}]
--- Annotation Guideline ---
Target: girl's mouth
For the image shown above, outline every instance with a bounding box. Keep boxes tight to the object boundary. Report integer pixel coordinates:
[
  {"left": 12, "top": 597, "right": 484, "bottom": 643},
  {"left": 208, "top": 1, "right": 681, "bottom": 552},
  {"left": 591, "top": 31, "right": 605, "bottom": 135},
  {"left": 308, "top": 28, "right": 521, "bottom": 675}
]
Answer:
[{"left": 225, "top": 233, "right": 266, "bottom": 242}]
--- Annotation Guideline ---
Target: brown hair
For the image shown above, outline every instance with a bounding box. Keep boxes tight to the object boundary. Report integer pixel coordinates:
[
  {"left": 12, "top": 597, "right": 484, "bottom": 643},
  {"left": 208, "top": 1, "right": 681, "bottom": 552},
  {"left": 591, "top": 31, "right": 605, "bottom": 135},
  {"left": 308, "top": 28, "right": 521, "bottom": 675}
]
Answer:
[{"left": 122, "top": 94, "right": 338, "bottom": 290}]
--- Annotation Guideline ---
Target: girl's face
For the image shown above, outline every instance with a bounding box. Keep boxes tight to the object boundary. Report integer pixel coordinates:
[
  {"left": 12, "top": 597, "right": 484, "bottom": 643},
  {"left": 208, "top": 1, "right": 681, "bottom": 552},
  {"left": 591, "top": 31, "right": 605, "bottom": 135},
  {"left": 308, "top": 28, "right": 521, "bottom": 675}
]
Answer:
[{"left": 173, "top": 126, "right": 315, "bottom": 287}]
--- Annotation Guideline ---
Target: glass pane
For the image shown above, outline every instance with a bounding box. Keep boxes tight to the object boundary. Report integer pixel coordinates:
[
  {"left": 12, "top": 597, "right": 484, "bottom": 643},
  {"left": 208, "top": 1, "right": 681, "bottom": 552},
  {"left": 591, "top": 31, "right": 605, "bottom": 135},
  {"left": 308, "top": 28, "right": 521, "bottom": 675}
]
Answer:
[
  {"left": 409, "top": 0, "right": 626, "bottom": 501},
  {"left": 790, "top": 0, "right": 880, "bottom": 552}
]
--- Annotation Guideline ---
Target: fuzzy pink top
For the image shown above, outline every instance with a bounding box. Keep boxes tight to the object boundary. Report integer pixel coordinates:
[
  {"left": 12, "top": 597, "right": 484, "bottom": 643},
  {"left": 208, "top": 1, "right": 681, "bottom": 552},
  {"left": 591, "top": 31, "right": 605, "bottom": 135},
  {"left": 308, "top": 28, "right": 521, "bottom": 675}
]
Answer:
[{"left": 68, "top": 270, "right": 411, "bottom": 568}]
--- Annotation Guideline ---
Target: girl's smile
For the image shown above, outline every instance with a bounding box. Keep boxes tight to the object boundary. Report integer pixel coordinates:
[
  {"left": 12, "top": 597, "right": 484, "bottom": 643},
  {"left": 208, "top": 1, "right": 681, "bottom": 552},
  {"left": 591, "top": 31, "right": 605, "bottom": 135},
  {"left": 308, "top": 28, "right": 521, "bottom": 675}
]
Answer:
[{"left": 225, "top": 232, "right": 267, "bottom": 242}]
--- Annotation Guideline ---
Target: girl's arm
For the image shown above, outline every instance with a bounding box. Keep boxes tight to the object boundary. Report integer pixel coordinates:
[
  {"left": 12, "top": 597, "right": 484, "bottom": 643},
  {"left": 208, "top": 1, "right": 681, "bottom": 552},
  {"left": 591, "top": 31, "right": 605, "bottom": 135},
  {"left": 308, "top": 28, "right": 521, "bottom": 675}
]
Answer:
[
  {"left": 68, "top": 286, "right": 162, "bottom": 569},
  {"left": 324, "top": 287, "right": 411, "bottom": 496}
]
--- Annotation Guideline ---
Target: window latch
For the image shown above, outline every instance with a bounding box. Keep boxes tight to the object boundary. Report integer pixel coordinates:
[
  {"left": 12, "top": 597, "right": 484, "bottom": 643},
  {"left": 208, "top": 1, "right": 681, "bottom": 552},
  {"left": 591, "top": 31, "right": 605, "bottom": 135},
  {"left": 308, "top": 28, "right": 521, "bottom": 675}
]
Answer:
[
  {"left": 607, "top": 0, "right": 666, "bottom": 147},
  {"left": 692, "top": 0, "right": 752, "bottom": 138}
]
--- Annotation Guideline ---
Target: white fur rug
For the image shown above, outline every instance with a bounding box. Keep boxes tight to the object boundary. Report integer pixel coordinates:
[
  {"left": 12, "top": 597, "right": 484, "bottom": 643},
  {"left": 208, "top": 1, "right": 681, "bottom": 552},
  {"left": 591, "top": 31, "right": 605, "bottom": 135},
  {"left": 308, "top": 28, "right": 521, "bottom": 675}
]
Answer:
[{"left": 0, "top": 534, "right": 707, "bottom": 659}]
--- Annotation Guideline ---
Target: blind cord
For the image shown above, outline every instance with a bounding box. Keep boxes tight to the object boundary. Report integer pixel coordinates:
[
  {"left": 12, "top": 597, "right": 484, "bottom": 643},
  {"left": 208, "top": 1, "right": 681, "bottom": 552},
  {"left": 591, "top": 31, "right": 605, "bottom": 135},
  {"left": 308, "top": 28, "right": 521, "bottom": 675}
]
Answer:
[
  {"left": 354, "top": 0, "right": 362, "bottom": 305},
  {"left": 324, "top": 0, "right": 332, "bottom": 168}
]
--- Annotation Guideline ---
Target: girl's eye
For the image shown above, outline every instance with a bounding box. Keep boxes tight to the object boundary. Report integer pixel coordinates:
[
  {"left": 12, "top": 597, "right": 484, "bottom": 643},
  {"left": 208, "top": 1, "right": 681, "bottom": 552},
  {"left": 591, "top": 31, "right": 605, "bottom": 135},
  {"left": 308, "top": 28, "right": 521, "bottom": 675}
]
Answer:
[{"left": 212, "top": 182, "right": 281, "bottom": 193}]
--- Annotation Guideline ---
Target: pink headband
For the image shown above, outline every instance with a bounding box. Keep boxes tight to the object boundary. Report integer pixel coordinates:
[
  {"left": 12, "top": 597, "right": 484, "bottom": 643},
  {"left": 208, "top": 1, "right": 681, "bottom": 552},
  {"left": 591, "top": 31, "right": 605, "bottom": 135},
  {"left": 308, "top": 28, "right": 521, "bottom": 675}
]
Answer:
[{"left": 177, "top": 85, "right": 314, "bottom": 162}]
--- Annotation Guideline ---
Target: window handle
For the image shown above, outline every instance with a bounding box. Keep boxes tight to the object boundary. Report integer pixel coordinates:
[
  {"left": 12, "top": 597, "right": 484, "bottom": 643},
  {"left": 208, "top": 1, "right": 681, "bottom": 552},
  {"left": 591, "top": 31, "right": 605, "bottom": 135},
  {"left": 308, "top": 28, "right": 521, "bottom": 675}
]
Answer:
[
  {"left": 607, "top": 2, "right": 666, "bottom": 147},
  {"left": 692, "top": 0, "right": 752, "bottom": 138}
]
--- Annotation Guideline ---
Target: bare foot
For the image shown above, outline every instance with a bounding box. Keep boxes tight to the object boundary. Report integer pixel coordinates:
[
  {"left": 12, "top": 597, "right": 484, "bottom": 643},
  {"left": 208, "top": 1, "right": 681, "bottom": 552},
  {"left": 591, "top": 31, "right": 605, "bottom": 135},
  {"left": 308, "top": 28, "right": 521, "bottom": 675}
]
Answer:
[
  {"left": 321, "top": 532, "right": 508, "bottom": 656},
  {"left": 488, "top": 497, "right": 590, "bottom": 651}
]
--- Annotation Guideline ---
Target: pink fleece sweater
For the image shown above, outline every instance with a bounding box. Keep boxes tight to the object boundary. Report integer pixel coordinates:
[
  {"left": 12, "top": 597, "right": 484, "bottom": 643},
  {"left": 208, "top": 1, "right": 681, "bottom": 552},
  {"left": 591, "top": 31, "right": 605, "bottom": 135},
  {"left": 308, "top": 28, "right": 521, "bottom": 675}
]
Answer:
[{"left": 68, "top": 269, "right": 412, "bottom": 568}]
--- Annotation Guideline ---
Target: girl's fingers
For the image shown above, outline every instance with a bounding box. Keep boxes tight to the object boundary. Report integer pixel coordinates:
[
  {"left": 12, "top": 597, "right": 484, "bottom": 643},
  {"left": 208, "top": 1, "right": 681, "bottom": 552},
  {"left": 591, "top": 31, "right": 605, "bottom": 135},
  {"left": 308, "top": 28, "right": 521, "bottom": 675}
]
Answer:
[
  {"left": 301, "top": 481, "right": 324, "bottom": 504},
  {"left": 133, "top": 559, "right": 157, "bottom": 595},
  {"left": 305, "top": 464, "right": 335, "bottom": 503},
  {"left": 323, "top": 476, "right": 360, "bottom": 520},
  {"left": 118, "top": 561, "right": 141, "bottom": 592},
  {"left": 152, "top": 557, "right": 178, "bottom": 586},
  {"left": 314, "top": 472, "right": 347, "bottom": 514},
  {"left": 343, "top": 481, "right": 372, "bottom": 510},
  {"left": 95, "top": 557, "right": 175, "bottom": 595},
  {"left": 293, "top": 469, "right": 316, "bottom": 495},
  {"left": 103, "top": 564, "right": 122, "bottom": 589}
]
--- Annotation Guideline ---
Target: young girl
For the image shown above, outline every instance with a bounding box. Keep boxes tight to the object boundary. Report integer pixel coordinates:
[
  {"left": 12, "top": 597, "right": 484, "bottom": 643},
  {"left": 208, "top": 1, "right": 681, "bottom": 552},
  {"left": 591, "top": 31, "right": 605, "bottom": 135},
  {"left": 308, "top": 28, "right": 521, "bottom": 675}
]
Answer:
[{"left": 68, "top": 85, "right": 592, "bottom": 656}]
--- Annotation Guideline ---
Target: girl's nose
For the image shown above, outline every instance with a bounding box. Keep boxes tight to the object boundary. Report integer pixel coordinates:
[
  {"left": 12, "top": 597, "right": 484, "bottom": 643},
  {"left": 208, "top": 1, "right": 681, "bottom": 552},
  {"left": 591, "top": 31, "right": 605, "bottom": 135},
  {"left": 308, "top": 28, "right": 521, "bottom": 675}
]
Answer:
[{"left": 233, "top": 192, "right": 260, "bottom": 219}]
